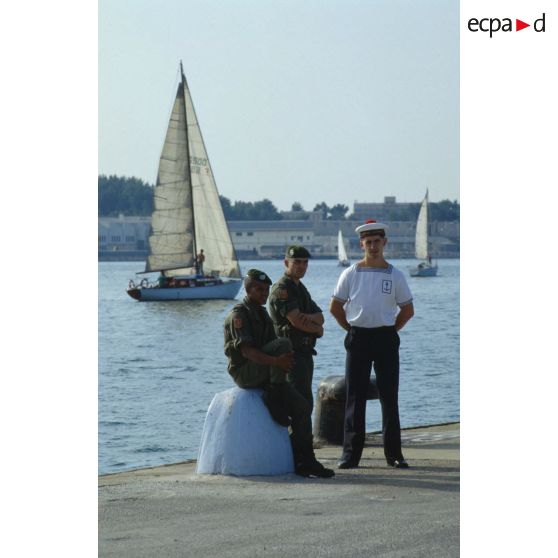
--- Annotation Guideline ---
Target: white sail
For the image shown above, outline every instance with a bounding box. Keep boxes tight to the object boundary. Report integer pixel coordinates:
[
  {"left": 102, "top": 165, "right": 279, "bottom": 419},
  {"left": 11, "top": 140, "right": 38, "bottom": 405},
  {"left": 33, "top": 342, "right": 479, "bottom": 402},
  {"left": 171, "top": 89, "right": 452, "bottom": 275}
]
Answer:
[
  {"left": 415, "top": 190, "right": 429, "bottom": 260},
  {"left": 184, "top": 77, "right": 241, "bottom": 278},
  {"left": 338, "top": 230, "right": 349, "bottom": 263},
  {"left": 146, "top": 82, "right": 195, "bottom": 273},
  {"left": 145, "top": 67, "right": 241, "bottom": 278}
]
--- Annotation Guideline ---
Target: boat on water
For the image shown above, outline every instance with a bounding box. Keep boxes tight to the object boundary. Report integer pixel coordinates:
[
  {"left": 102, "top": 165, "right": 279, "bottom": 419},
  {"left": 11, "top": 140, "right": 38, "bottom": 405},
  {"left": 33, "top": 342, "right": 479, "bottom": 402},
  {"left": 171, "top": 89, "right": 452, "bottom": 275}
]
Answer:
[
  {"left": 337, "top": 230, "right": 350, "bottom": 267},
  {"left": 127, "top": 63, "right": 242, "bottom": 301},
  {"left": 409, "top": 190, "right": 438, "bottom": 277}
]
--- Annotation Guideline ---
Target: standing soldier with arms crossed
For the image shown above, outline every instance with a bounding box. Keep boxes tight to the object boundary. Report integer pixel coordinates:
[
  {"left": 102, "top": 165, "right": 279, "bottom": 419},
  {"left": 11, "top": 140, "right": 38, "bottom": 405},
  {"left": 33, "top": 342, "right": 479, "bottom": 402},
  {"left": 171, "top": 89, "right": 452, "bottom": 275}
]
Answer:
[
  {"left": 268, "top": 246, "right": 324, "bottom": 411},
  {"left": 330, "top": 221, "right": 414, "bottom": 470}
]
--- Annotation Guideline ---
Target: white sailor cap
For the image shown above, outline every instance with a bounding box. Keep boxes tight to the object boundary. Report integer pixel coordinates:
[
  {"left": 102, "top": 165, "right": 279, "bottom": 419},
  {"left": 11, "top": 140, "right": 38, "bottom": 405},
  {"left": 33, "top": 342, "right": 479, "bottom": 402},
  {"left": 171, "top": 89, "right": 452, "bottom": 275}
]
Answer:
[{"left": 355, "top": 220, "right": 387, "bottom": 237}]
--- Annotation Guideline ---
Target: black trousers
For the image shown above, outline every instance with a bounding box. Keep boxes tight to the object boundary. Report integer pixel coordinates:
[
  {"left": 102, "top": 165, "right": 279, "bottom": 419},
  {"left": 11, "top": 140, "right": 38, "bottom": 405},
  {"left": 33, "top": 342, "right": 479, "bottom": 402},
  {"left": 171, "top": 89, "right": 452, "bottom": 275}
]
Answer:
[{"left": 341, "top": 326, "right": 402, "bottom": 464}]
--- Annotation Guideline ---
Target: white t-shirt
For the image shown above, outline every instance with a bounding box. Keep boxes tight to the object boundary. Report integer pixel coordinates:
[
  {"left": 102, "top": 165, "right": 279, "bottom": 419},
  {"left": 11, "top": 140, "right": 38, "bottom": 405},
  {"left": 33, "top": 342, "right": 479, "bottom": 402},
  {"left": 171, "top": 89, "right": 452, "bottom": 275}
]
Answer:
[{"left": 332, "top": 263, "right": 413, "bottom": 328}]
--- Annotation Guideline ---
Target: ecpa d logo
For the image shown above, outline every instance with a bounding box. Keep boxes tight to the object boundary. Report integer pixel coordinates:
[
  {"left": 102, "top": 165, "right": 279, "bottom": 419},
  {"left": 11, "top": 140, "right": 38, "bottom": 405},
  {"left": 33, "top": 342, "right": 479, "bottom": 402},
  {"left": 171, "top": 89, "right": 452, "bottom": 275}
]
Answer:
[{"left": 468, "top": 13, "right": 546, "bottom": 37}]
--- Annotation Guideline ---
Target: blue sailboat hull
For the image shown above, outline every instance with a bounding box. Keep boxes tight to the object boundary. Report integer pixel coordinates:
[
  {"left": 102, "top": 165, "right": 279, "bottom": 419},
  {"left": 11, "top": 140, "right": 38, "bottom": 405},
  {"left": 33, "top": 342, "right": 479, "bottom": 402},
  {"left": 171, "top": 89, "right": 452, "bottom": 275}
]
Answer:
[
  {"left": 409, "top": 264, "right": 438, "bottom": 277},
  {"left": 127, "top": 278, "right": 242, "bottom": 301}
]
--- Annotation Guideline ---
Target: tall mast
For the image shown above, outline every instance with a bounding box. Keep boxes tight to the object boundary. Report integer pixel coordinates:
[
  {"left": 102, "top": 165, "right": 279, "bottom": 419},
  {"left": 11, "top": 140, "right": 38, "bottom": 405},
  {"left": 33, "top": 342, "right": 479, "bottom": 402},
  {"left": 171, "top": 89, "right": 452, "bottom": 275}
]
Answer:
[
  {"left": 425, "top": 188, "right": 429, "bottom": 254},
  {"left": 423, "top": 188, "right": 430, "bottom": 260},
  {"left": 180, "top": 60, "right": 198, "bottom": 265}
]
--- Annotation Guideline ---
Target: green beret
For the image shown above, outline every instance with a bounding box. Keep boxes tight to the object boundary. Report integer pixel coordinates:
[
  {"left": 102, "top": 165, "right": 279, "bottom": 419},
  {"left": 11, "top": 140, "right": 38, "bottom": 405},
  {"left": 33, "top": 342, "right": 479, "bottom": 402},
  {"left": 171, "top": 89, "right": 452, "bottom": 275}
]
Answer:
[
  {"left": 285, "top": 245, "right": 311, "bottom": 259},
  {"left": 245, "top": 268, "right": 272, "bottom": 285}
]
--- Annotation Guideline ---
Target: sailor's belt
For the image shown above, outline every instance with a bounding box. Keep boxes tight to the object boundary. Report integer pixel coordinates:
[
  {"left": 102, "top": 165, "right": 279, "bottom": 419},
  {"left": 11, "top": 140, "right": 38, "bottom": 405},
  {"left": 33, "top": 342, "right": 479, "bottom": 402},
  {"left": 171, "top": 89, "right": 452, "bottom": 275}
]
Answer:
[{"left": 351, "top": 325, "right": 396, "bottom": 332}]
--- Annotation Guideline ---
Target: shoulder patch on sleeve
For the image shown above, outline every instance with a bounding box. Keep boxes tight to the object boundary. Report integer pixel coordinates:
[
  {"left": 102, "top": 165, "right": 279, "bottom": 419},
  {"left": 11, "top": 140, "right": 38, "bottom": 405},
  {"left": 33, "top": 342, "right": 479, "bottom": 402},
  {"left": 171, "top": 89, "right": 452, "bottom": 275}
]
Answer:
[
  {"left": 233, "top": 315, "right": 243, "bottom": 329},
  {"left": 279, "top": 288, "right": 289, "bottom": 300}
]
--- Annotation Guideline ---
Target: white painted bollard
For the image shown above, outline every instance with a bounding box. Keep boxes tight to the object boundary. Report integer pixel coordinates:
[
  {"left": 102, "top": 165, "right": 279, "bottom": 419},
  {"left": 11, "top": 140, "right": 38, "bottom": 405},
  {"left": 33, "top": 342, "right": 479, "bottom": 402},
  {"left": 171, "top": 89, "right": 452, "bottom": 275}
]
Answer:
[{"left": 196, "top": 387, "right": 295, "bottom": 476}]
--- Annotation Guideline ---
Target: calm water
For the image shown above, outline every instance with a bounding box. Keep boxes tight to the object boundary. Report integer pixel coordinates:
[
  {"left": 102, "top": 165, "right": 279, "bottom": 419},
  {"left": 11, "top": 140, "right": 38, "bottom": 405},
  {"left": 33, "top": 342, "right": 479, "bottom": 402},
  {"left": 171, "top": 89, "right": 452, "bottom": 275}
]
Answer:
[{"left": 99, "top": 259, "right": 459, "bottom": 474}]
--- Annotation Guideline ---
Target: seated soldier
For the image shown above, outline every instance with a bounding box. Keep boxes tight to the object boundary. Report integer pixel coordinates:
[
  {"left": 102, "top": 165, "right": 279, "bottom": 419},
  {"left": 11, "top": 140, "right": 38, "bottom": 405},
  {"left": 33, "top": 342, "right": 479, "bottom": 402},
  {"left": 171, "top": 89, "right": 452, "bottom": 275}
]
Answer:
[{"left": 224, "top": 268, "right": 334, "bottom": 479}]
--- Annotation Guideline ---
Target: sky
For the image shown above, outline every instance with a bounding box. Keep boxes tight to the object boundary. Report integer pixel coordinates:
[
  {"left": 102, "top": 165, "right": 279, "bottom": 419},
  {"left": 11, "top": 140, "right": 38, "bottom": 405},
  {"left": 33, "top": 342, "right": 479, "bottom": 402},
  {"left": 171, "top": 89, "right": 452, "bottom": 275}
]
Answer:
[{"left": 99, "top": 0, "right": 459, "bottom": 210}]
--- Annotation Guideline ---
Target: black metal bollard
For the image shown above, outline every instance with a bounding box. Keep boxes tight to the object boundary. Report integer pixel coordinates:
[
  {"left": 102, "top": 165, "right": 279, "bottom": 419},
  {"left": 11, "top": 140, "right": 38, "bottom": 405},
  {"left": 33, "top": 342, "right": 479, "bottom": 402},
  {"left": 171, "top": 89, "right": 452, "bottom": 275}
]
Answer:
[{"left": 313, "top": 375, "right": 379, "bottom": 445}]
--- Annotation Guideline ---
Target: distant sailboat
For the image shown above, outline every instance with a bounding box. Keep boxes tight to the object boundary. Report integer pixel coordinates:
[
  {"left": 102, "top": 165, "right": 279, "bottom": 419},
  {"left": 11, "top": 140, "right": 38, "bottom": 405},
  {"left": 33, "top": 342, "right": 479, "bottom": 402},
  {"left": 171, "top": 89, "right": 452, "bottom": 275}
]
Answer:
[
  {"left": 409, "top": 190, "right": 438, "bottom": 277},
  {"left": 337, "top": 230, "right": 350, "bottom": 267},
  {"left": 127, "top": 63, "right": 242, "bottom": 301}
]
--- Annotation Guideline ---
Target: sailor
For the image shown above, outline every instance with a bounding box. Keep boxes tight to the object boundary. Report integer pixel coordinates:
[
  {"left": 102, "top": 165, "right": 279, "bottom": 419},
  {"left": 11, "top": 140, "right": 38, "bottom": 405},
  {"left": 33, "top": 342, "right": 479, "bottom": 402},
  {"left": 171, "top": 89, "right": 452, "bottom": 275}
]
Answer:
[
  {"left": 268, "top": 245, "right": 324, "bottom": 410},
  {"left": 196, "top": 249, "right": 205, "bottom": 276},
  {"left": 329, "top": 220, "right": 414, "bottom": 469},
  {"left": 224, "top": 268, "right": 334, "bottom": 478}
]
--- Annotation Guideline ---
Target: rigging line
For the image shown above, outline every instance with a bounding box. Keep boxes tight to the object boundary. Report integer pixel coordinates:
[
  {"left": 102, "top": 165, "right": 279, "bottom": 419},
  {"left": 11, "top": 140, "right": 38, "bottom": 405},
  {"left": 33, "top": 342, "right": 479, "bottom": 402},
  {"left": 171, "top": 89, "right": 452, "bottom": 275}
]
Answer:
[
  {"left": 159, "top": 155, "right": 184, "bottom": 163},
  {"left": 152, "top": 197, "right": 191, "bottom": 205},
  {"left": 156, "top": 179, "right": 189, "bottom": 187}
]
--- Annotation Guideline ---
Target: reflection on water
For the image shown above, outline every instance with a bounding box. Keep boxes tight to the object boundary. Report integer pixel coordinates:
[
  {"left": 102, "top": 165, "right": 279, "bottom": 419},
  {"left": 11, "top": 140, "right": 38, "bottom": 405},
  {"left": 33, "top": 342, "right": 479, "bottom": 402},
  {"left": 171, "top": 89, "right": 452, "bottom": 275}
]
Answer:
[{"left": 99, "top": 259, "right": 459, "bottom": 474}]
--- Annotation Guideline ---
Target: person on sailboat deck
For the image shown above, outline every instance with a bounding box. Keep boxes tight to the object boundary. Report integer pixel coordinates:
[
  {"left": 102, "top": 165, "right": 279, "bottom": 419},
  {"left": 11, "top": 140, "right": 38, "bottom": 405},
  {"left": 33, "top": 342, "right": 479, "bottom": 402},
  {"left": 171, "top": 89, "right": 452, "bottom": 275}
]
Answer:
[
  {"left": 157, "top": 272, "right": 166, "bottom": 288},
  {"left": 268, "top": 245, "right": 324, "bottom": 411},
  {"left": 196, "top": 249, "right": 205, "bottom": 276},
  {"left": 223, "top": 268, "right": 334, "bottom": 478},
  {"left": 329, "top": 220, "right": 414, "bottom": 471}
]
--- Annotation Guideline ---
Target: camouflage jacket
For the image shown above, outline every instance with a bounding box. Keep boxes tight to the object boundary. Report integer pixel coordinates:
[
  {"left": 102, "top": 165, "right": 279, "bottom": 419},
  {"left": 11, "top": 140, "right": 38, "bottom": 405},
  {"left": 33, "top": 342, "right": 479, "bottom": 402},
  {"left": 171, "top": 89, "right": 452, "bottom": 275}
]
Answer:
[
  {"left": 268, "top": 274, "right": 322, "bottom": 352},
  {"left": 224, "top": 296, "right": 276, "bottom": 373}
]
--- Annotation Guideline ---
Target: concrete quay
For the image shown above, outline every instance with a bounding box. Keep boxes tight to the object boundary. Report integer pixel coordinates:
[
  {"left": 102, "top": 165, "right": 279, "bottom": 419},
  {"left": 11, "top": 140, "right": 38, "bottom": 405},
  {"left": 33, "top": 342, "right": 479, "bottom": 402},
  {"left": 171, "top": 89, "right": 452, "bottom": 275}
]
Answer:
[{"left": 99, "top": 422, "right": 459, "bottom": 558}]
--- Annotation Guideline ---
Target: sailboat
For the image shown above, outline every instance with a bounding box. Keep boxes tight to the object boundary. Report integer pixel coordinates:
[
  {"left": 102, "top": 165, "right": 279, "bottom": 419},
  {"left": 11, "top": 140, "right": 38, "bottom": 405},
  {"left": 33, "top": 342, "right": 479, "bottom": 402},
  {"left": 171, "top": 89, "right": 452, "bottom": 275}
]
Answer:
[
  {"left": 409, "top": 190, "right": 438, "bottom": 277},
  {"left": 127, "top": 63, "right": 242, "bottom": 301},
  {"left": 337, "top": 230, "right": 350, "bottom": 267}
]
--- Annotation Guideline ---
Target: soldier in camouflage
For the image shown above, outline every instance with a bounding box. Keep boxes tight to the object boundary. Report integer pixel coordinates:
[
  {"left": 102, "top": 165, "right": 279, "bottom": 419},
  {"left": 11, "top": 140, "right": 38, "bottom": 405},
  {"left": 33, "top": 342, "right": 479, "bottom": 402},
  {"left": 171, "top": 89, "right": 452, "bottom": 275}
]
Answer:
[
  {"left": 268, "top": 246, "right": 324, "bottom": 411},
  {"left": 223, "top": 268, "right": 334, "bottom": 478}
]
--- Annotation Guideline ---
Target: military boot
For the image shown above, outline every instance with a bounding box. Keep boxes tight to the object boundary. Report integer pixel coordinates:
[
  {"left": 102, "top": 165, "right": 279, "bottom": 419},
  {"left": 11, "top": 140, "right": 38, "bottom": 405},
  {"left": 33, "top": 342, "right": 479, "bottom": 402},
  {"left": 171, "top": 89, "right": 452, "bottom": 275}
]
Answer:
[
  {"left": 262, "top": 385, "right": 291, "bottom": 427},
  {"left": 295, "top": 459, "right": 335, "bottom": 478}
]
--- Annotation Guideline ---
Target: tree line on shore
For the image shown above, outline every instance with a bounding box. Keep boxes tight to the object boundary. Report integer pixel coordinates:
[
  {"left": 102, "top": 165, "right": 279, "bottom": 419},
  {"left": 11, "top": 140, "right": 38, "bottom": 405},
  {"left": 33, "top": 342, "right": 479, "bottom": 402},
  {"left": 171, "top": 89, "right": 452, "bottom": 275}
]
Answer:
[{"left": 98, "top": 174, "right": 460, "bottom": 222}]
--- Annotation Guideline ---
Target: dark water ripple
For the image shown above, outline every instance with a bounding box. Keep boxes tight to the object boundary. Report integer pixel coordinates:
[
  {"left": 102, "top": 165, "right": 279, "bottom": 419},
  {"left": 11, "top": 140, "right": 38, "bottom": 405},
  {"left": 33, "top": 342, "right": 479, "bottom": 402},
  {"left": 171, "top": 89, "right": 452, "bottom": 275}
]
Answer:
[
  {"left": 135, "top": 446, "right": 168, "bottom": 453},
  {"left": 99, "top": 259, "right": 459, "bottom": 474}
]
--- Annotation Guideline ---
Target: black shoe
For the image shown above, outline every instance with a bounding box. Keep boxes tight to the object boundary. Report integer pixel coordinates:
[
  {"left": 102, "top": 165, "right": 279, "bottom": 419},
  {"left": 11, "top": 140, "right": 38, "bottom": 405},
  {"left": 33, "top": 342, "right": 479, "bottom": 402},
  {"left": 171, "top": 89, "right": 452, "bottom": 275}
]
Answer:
[
  {"left": 387, "top": 457, "right": 409, "bottom": 469},
  {"left": 295, "top": 460, "right": 335, "bottom": 478},
  {"left": 262, "top": 389, "right": 291, "bottom": 427},
  {"left": 338, "top": 459, "right": 359, "bottom": 469}
]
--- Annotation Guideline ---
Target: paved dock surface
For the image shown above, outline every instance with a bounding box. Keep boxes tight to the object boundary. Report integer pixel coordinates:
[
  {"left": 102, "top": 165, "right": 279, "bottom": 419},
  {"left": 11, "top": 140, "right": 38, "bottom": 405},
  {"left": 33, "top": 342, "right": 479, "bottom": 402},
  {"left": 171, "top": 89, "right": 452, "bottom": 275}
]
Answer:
[{"left": 99, "top": 423, "right": 459, "bottom": 558}]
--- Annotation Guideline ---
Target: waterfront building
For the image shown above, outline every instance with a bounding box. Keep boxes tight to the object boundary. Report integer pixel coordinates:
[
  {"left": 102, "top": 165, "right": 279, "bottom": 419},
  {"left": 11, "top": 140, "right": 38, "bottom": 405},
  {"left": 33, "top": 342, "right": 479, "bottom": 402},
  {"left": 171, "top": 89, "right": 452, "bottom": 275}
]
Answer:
[
  {"left": 98, "top": 215, "right": 151, "bottom": 260},
  {"left": 227, "top": 220, "right": 316, "bottom": 258},
  {"left": 99, "top": 215, "right": 459, "bottom": 261},
  {"left": 352, "top": 196, "right": 417, "bottom": 222}
]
